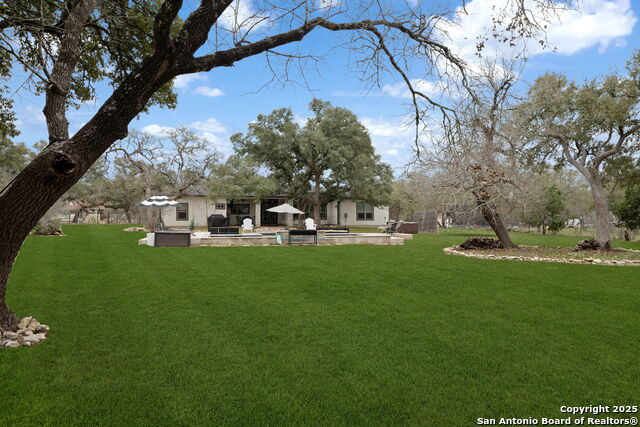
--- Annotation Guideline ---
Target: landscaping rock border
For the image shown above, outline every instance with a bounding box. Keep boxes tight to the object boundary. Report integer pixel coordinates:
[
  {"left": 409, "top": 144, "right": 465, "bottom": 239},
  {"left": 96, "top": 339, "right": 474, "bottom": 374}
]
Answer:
[
  {"left": 0, "top": 317, "right": 49, "bottom": 348},
  {"left": 124, "top": 227, "right": 146, "bottom": 232},
  {"left": 443, "top": 246, "right": 640, "bottom": 266}
]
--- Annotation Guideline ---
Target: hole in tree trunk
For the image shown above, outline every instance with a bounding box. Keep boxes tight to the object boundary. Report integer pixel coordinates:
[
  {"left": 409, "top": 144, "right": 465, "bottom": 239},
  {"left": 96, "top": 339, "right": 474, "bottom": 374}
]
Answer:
[{"left": 51, "top": 154, "right": 76, "bottom": 175}]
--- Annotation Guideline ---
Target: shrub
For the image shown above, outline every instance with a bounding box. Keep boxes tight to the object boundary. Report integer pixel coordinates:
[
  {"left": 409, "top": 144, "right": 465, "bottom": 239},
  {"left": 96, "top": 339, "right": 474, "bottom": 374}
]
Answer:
[
  {"left": 459, "top": 237, "right": 504, "bottom": 250},
  {"left": 574, "top": 239, "right": 604, "bottom": 251},
  {"left": 32, "top": 218, "right": 62, "bottom": 235}
]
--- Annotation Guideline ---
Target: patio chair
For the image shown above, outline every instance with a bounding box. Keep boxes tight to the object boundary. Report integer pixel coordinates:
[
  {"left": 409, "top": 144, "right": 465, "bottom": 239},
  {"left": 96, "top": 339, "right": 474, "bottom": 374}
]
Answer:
[
  {"left": 304, "top": 218, "right": 316, "bottom": 230},
  {"left": 384, "top": 221, "right": 402, "bottom": 234},
  {"left": 242, "top": 217, "right": 254, "bottom": 232}
]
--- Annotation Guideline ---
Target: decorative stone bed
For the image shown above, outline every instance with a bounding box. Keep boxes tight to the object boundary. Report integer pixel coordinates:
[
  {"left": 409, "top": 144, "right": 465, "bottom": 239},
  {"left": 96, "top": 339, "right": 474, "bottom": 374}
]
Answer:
[
  {"left": 443, "top": 245, "right": 640, "bottom": 266},
  {"left": 1, "top": 316, "right": 49, "bottom": 348}
]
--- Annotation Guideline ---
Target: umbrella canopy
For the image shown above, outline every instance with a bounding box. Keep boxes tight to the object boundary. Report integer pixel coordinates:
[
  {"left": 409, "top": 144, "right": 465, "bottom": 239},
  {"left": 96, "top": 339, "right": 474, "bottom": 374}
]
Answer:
[
  {"left": 139, "top": 195, "right": 178, "bottom": 231},
  {"left": 139, "top": 195, "right": 179, "bottom": 207},
  {"left": 266, "top": 203, "right": 304, "bottom": 214}
]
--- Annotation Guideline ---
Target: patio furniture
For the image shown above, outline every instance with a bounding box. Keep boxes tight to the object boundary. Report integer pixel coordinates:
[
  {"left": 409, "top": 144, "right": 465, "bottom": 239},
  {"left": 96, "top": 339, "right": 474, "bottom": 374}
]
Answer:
[
  {"left": 397, "top": 222, "right": 418, "bottom": 234},
  {"left": 317, "top": 227, "right": 349, "bottom": 233},
  {"left": 209, "top": 227, "right": 239, "bottom": 235},
  {"left": 238, "top": 215, "right": 253, "bottom": 226},
  {"left": 154, "top": 230, "right": 191, "bottom": 247},
  {"left": 384, "top": 221, "right": 402, "bottom": 234},
  {"left": 266, "top": 203, "right": 304, "bottom": 226},
  {"left": 139, "top": 195, "right": 178, "bottom": 230},
  {"left": 208, "top": 214, "right": 231, "bottom": 233},
  {"left": 289, "top": 229, "right": 318, "bottom": 246},
  {"left": 304, "top": 218, "right": 316, "bottom": 230},
  {"left": 208, "top": 214, "right": 228, "bottom": 228},
  {"left": 242, "top": 217, "right": 254, "bottom": 232}
]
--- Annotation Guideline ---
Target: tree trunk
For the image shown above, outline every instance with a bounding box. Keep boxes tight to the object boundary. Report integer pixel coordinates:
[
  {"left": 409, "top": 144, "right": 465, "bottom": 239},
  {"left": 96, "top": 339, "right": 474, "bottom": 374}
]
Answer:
[
  {"left": 144, "top": 184, "right": 152, "bottom": 229},
  {"left": 313, "top": 178, "right": 321, "bottom": 223},
  {"left": 0, "top": 50, "right": 177, "bottom": 328},
  {"left": 624, "top": 229, "right": 631, "bottom": 241},
  {"left": 578, "top": 218, "right": 584, "bottom": 236},
  {"left": 476, "top": 198, "right": 517, "bottom": 249},
  {"left": 297, "top": 201, "right": 306, "bottom": 228},
  {"left": 587, "top": 174, "right": 612, "bottom": 250}
]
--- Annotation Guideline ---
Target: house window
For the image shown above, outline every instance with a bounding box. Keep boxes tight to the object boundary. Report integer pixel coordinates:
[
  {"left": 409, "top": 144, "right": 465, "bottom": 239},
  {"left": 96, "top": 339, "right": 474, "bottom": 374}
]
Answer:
[
  {"left": 293, "top": 203, "right": 327, "bottom": 220},
  {"left": 230, "top": 203, "right": 250, "bottom": 215},
  {"left": 356, "top": 203, "right": 374, "bottom": 221},
  {"left": 176, "top": 203, "right": 189, "bottom": 221},
  {"left": 215, "top": 203, "right": 226, "bottom": 210}
]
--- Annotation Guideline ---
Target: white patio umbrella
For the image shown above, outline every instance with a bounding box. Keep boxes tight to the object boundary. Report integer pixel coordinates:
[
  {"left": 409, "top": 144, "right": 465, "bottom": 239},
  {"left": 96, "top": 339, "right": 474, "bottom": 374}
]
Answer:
[
  {"left": 139, "top": 195, "right": 178, "bottom": 230},
  {"left": 266, "top": 203, "right": 304, "bottom": 227},
  {"left": 265, "top": 203, "right": 304, "bottom": 214}
]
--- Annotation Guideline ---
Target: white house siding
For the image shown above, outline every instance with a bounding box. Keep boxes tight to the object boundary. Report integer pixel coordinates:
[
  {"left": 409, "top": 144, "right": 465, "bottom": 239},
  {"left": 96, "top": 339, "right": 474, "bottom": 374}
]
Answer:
[
  {"left": 330, "top": 200, "right": 389, "bottom": 227},
  {"left": 163, "top": 196, "right": 389, "bottom": 228},
  {"left": 162, "top": 197, "right": 226, "bottom": 227}
]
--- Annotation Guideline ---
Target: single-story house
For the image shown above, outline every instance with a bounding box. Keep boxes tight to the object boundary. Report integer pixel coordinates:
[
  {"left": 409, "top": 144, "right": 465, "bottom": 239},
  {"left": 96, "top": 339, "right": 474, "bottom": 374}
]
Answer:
[{"left": 162, "top": 190, "right": 390, "bottom": 228}]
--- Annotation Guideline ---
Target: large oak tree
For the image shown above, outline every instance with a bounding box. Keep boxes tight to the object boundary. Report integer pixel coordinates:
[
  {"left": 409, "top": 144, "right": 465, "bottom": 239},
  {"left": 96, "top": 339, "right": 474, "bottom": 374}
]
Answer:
[
  {"left": 232, "top": 99, "right": 393, "bottom": 222},
  {"left": 424, "top": 61, "right": 525, "bottom": 248},
  {"left": 518, "top": 53, "right": 640, "bottom": 249},
  {"left": 0, "top": 0, "right": 563, "bottom": 328}
]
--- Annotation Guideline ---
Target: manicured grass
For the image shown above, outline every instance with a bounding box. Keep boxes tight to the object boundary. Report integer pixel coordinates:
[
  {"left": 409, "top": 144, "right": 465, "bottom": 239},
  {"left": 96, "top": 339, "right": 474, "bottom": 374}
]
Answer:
[{"left": 1, "top": 226, "right": 639, "bottom": 426}]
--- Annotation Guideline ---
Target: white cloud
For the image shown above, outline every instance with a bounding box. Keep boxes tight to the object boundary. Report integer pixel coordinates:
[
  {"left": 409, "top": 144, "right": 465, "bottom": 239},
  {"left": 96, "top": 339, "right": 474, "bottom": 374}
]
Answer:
[
  {"left": 293, "top": 114, "right": 308, "bottom": 127},
  {"left": 546, "top": 0, "right": 636, "bottom": 54},
  {"left": 317, "top": 0, "right": 341, "bottom": 9},
  {"left": 190, "top": 117, "right": 227, "bottom": 133},
  {"left": 361, "top": 117, "right": 413, "bottom": 138},
  {"left": 386, "top": 148, "right": 399, "bottom": 156},
  {"left": 141, "top": 124, "right": 174, "bottom": 136},
  {"left": 142, "top": 117, "right": 227, "bottom": 137},
  {"left": 439, "top": 0, "right": 637, "bottom": 61},
  {"left": 218, "top": 0, "right": 269, "bottom": 31},
  {"left": 199, "top": 132, "right": 223, "bottom": 144},
  {"left": 382, "top": 79, "right": 440, "bottom": 99},
  {"left": 140, "top": 118, "right": 232, "bottom": 155},
  {"left": 193, "top": 86, "right": 225, "bottom": 97},
  {"left": 173, "top": 73, "right": 208, "bottom": 89}
]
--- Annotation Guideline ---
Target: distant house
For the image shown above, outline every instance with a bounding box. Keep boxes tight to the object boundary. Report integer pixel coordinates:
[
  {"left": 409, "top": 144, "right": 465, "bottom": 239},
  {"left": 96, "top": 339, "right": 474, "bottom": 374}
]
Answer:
[{"left": 162, "top": 190, "right": 389, "bottom": 228}]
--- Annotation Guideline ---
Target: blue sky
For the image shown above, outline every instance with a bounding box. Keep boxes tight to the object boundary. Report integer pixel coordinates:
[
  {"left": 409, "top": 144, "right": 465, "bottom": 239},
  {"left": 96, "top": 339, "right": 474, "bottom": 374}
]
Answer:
[{"left": 8, "top": 0, "right": 640, "bottom": 174}]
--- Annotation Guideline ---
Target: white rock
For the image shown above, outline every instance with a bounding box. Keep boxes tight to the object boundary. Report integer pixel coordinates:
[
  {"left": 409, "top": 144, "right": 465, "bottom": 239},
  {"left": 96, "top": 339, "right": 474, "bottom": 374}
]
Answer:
[
  {"left": 4, "top": 340, "right": 19, "bottom": 348},
  {"left": 27, "top": 319, "right": 40, "bottom": 332},
  {"left": 23, "top": 330, "right": 32, "bottom": 336},
  {"left": 16, "top": 328, "right": 26, "bottom": 335},
  {"left": 34, "top": 324, "right": 48, "bottom": 333},
  {"left": 18, "top": 316, "right": 33, "bottom": 329},
  {"left": 3, "top": 331, "right": 20, "bottom": 340},
  {"left": 20, "top": 341, "right": 32, "bottom": 347},
  {"left": 23, "top": 333, "right": 46, "bottom": 343}
]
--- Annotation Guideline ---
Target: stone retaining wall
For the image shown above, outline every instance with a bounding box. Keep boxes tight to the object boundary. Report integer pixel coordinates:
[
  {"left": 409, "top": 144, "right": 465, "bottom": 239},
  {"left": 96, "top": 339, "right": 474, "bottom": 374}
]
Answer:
[{"left": 138, "top": 231, "right": 406, "bottom": 247}]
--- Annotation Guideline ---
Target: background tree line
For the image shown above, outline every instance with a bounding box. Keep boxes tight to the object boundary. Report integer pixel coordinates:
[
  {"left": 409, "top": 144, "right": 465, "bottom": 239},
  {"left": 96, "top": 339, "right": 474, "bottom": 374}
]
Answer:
[{"left": 389, "top": 53, "right": 640, "bottom": 247}]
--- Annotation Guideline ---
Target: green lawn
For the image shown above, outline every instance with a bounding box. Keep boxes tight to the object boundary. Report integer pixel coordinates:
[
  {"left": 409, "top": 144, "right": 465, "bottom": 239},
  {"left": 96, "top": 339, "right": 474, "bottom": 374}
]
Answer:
[{"left": 1, "top": 226, "right": 638, "bottom": 426}]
